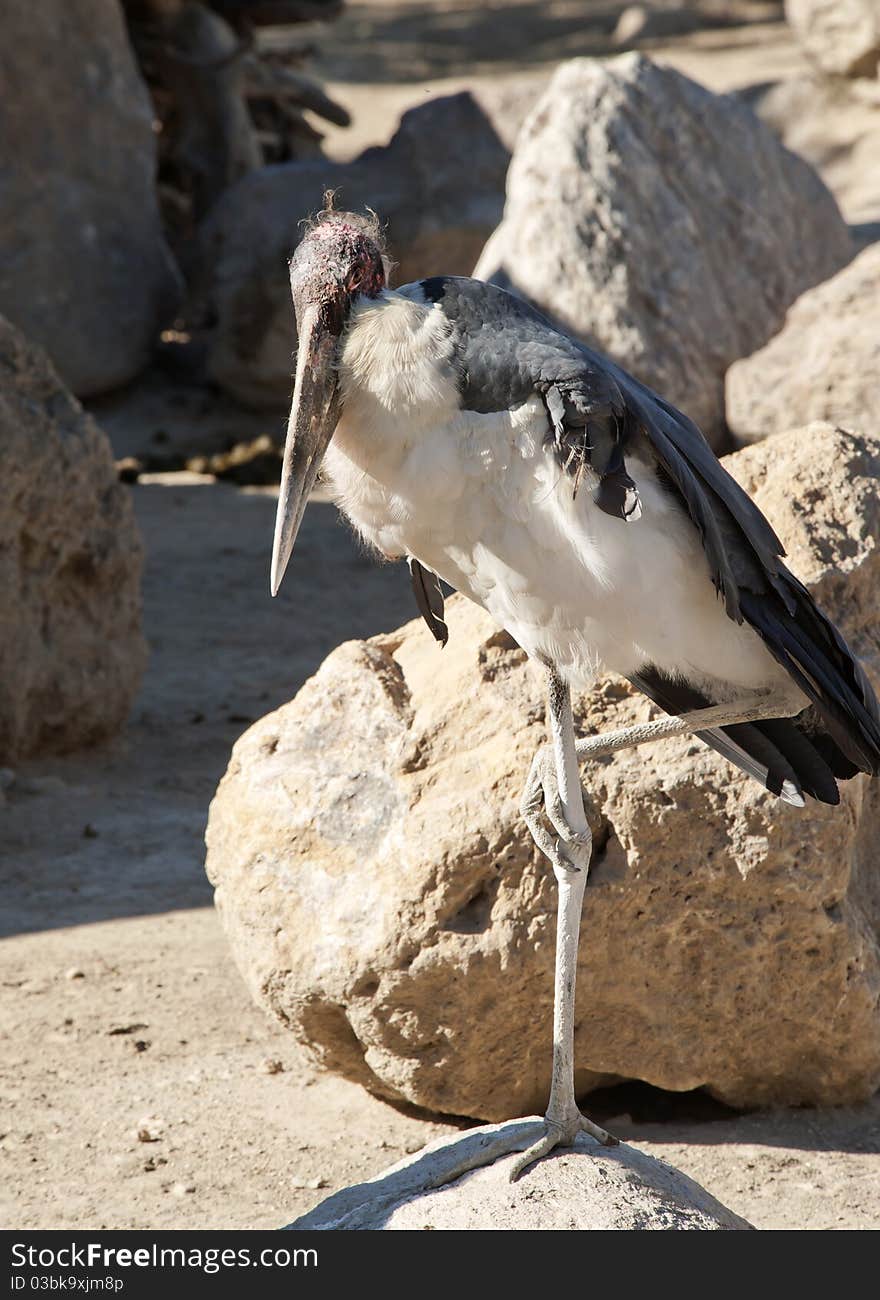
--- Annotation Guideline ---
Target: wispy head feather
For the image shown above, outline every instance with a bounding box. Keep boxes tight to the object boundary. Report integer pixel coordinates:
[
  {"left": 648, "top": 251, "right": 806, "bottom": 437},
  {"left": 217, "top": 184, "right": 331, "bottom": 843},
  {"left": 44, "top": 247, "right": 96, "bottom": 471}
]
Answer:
[{"left": 301, "top": 193, "right": 390, "bottom": 273}]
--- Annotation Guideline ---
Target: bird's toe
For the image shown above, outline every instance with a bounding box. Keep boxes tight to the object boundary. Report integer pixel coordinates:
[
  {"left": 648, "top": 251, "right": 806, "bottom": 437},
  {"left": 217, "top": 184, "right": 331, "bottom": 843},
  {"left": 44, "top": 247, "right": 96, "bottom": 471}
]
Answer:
[{"left": 521, "top": 761, "right": 591, "bottom": 872}]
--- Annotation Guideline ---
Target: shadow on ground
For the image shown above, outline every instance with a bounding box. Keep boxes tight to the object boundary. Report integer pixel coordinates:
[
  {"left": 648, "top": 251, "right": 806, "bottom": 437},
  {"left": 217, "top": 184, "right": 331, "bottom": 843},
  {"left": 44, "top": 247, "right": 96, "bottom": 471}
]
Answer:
[{"left": 0, "top": 485, "right": 416, "bottom": 938}]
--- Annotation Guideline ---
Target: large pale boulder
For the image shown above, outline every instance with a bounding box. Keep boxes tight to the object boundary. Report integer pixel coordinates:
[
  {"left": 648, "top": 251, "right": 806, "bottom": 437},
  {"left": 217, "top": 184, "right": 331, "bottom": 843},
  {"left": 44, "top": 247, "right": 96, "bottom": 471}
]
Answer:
[
  {"left": 191, "top": 93, "right": 509, "bottom": 407},
  {"left": 727, "top": 243, "right": 880, "bottom": 445},
  {"left": 474, "top": 55, "right": 853, "bottom": 451},
  {"left": 206, "top": 422, "right": 880, "bottom": 1120},
  {"left": 288, "top": 1123, "right": 753, "bottom": 1231},
  {"left": 0, "top": 0, "right": 181, "bottom": 397},
  {"left": 0, "top": 317, "right": 147, "bottom": 760},
  {"left": 785, "top": 0, "right": 880, "bottom": 79}
]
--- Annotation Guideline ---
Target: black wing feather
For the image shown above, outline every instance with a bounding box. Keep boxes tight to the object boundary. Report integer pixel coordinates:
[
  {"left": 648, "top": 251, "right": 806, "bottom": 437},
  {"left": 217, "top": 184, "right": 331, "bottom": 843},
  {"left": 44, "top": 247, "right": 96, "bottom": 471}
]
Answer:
[
  {"left": 751, "top": 718, "right": 841, "bottom": 804},
  {"left": 409, "top": 557, "right": 448, "bottom": 647},
  {"left": 739, "top": 586, "right": 880, "bottom": 775}
]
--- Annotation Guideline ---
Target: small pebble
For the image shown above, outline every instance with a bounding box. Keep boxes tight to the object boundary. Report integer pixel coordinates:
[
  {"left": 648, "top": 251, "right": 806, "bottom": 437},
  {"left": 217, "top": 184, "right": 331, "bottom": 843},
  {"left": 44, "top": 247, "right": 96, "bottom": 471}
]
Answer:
[
  {"left": 404, "top": 1139, "right": 424, "bottom": 1154},
  {"left": 290, "top": 1176, "right": 327, "bottom": 1190},
  {"left": 259, "top": 1057, "right": 284, "bottom": 1075},
  {"left": 64, "top": 967, "right": 85, "bottom": 981},
  {"left": 171, "top": 1182, "right": 196, "bottom": 1197},
  {"left": 136, "top": 1114, "right": 164, "bottom": 1140},
  {"left": 116, "top": 457, "right": 144, "bottom": 483}
]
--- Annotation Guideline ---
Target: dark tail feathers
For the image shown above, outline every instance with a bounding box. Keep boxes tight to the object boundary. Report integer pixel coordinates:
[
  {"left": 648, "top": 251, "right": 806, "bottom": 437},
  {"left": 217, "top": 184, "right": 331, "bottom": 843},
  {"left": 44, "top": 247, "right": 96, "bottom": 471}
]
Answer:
[
  {"left": 740, "top": 573, "right": 880, "bottom": 781},
  {"left": 629, "top": 666, "right": 864, "bottom": 808}
]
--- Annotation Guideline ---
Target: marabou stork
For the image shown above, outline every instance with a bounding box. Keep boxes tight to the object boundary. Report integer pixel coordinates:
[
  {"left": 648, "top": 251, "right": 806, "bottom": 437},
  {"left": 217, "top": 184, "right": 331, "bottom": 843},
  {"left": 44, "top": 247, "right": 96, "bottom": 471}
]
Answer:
[{"left": 270, "top": 208, "right": 880, "bottom": 1180}]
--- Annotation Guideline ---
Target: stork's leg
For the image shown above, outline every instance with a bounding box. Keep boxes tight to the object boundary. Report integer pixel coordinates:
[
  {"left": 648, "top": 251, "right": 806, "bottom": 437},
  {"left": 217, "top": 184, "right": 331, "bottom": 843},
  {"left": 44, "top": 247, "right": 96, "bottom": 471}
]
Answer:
[
  {"left": 424, "top": 681, "right": 803, "bottom": 1189},
  {"left": 511, "top": 669, "right": 616, "bottom": 1179}
]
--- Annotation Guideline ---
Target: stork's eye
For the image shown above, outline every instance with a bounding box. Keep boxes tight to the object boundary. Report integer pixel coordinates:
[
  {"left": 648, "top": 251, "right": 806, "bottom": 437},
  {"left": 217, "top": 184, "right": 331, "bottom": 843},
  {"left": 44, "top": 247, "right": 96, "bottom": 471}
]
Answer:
[{"left": 348, "top": 256, "right": 385, "bottom": 298}]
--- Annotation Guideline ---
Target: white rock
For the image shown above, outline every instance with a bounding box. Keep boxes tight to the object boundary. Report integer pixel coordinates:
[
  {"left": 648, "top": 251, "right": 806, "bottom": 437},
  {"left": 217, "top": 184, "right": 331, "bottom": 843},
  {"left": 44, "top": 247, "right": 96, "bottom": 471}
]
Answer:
[
  {"left": 727, "top": 243, "right": 880, "bottom": 443},
  {"left": 785, "top": 0, "right": 880, "bottom": 79},
  {"left": 287, "top": 1121, "right": 753, "bottom": 1231}
]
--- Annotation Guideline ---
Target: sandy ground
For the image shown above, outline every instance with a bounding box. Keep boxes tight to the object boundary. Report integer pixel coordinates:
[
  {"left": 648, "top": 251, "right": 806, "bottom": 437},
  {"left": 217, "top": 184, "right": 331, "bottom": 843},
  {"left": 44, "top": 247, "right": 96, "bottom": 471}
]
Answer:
[
  {"left": 310, "top": 5, "right": 813, "bottom": 162},
  {"left": 3, "top": 2, "right": 880, "bottom": 1231}
]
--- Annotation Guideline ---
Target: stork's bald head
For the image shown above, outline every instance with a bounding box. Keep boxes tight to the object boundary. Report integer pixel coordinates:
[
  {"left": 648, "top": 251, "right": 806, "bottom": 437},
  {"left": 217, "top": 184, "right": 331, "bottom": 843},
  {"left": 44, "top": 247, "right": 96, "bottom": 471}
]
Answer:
[{"left": 289, "top": 210, "right": 387, "bottom": 331}]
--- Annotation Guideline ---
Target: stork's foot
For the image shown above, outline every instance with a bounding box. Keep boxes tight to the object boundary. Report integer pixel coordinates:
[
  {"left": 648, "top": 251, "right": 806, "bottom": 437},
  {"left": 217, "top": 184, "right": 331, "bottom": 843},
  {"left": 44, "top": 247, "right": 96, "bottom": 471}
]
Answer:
[
  {"left": 520, "top": 743, "right": 593, "bottom": 874},
  {"left": 422, "top": 1113, "right": 618, "bottom": 1191},
  {"left": 508, "top": 1109, "right": 618, "bottom": 1182}
]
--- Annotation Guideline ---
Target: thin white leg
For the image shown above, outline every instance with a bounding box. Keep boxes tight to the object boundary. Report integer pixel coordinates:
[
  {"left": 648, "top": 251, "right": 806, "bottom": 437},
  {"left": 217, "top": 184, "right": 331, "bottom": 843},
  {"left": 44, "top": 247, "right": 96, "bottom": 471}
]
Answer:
[
  {"left": 510, "top": 671, "right": 616, "bottom": 1179},
  {"left": 544, "top": 671, "right": 589, "bottom": 1127}
]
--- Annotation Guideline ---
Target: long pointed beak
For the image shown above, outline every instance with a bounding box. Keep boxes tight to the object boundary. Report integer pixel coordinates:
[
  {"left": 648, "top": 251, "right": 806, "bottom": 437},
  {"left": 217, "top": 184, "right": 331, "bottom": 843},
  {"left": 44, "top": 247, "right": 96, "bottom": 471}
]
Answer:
[{"left": 270, "top": 304, "right": 340, "bottom": 596}]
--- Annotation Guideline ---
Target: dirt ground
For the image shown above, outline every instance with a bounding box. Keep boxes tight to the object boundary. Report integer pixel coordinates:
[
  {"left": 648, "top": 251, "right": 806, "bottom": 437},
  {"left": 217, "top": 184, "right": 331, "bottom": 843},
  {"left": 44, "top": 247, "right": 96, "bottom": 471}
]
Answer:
[{"left": 2, "top": 2, "right": 880, "bottom": 1232}]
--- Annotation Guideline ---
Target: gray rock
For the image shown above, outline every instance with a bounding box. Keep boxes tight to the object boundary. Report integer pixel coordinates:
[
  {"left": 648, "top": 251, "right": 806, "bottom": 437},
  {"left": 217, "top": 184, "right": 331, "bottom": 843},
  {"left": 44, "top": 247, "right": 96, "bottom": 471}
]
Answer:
[
  {"left": 727, "top": 243, "right": 880, "bottom": 443},
  {"left": 785, "top": 0, "right": 880, "bottom": 79},
  {"left": 750, "top": 74, "right": 880, "bottom": 242},
  {"left": 0, "top": 317, "right": 147, "bottom": 760},
  {"left": 287, "top": 1121, "right": 754, "bottom": 1230},
  {"left": 474, "top": 54, "right": 853, "bottom": 451},
  {"left": 0, "top": 0, "right": 181, "bottom": 398},
  {"left": 206, "top": 422, "right": 880, "bottom": 1122},
  {"left": 190, "top": 92, "right": 510, "bottom": 407}
]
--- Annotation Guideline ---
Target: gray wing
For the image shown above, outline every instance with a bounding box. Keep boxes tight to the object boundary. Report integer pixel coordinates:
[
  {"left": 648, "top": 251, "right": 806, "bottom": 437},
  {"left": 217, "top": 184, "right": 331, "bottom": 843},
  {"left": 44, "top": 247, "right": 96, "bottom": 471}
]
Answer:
[
  {"left": 423, "top": 274, "right": 783, "bottom": 600},
  {"left": 421, "top": 275, "right": 643, "bottom": 522},
  {"left": 422, "top": 274, "right": 880, "bottom": 778}
]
